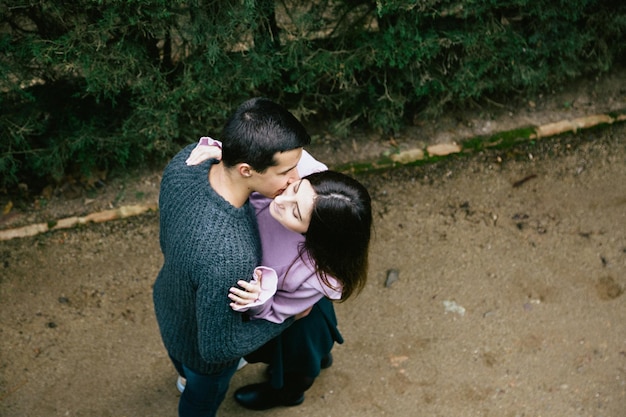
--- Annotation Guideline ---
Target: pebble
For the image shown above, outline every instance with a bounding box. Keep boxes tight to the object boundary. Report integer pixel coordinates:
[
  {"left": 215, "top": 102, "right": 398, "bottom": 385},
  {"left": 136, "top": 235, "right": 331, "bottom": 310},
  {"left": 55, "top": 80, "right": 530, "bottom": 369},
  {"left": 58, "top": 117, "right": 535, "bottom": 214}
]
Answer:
[{"left": 385, "top": 269, "right": 400, "bottom": 287}]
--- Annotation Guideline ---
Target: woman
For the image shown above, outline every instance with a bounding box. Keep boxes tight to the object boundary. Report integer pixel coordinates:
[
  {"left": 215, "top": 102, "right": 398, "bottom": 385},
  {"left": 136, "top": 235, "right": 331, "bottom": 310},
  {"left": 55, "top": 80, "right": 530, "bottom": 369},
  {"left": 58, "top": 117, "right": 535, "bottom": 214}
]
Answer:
[
  {"left": 229, "top": 169, "right": 371, "bottom": 322},
  {"left": 185, "top": 138, "right": 373, "bottom": 410}
]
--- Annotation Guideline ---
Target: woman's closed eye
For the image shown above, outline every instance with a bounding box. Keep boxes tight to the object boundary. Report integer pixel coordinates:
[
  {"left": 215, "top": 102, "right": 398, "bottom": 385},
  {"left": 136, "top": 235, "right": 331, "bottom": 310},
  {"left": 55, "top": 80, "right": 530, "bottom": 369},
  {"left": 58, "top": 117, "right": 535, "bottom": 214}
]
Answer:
[{"left": 293, "top": 180, "right": 303, "bottom": 220}]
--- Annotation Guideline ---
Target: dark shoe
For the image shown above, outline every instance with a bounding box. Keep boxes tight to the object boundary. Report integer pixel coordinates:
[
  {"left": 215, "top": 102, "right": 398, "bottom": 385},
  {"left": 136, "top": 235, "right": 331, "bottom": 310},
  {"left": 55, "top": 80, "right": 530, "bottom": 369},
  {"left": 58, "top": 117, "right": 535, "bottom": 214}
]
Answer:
[
  {"left": 321, "top": 353, "right": 333, "bottom": 369},
  {"left": 234, "top": 382, "right": 304, "bottom": 410}
]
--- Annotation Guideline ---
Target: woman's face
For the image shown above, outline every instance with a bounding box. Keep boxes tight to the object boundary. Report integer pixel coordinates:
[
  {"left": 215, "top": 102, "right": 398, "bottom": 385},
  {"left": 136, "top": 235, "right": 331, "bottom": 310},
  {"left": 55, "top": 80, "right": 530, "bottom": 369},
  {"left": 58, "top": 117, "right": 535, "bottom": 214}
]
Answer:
[{"left": 269, "top": 179, "right": 316, "bottom": 234}]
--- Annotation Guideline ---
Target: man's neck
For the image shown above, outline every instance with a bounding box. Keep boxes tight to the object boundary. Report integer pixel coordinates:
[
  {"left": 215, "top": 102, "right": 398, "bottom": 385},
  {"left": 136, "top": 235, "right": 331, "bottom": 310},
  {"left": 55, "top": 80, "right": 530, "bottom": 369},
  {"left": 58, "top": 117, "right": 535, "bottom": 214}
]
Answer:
[{"left": 208, "top": 163, "right": 250, "bottom": 208}]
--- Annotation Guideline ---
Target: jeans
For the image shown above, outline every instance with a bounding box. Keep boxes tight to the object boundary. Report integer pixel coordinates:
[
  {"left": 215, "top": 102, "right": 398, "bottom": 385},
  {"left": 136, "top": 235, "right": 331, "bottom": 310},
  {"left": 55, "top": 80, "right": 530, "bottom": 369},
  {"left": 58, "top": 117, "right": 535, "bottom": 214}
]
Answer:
[{"left": 169, "top": 355, "right": 239, "bottom": 417}]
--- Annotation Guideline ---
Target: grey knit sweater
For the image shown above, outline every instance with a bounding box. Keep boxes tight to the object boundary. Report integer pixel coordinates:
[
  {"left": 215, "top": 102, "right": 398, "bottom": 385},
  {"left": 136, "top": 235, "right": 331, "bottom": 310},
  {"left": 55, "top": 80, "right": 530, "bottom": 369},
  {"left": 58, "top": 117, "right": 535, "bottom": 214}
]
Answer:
[{"left": 153, "top": 144, "right": 292, "bottom": 374}]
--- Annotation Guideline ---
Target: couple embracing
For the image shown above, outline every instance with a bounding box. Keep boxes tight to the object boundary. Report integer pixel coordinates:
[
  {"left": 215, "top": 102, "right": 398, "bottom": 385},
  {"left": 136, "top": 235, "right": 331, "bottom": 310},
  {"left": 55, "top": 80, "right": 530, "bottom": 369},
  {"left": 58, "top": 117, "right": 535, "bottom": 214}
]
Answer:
[{"left": 153, "top": 97, "right": 372, "bottom": 417}]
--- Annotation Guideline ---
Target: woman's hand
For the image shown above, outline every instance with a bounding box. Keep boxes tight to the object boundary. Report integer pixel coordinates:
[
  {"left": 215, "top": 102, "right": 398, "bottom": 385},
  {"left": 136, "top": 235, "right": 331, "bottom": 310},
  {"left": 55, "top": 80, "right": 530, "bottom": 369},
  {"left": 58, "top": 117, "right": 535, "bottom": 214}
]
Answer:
[
  {"left": 229, "top": 270, "right": 262, "bottom": 308},
  {"left": 186, "top": 143, "right": 222, "bottom": 166}
]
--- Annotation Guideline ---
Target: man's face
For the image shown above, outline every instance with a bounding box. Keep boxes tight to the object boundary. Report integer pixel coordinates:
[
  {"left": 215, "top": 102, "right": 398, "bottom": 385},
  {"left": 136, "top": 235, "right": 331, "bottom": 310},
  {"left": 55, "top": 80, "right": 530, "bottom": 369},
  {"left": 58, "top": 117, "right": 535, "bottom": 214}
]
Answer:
[{"left": 250, "top": 148, "right": 302, "bottom": 198}]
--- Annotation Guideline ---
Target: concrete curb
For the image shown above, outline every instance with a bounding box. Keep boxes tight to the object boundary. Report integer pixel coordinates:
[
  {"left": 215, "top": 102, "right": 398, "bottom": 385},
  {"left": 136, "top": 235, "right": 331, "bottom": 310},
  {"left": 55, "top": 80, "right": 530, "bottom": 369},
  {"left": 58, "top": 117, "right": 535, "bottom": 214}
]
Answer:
[
  {"left": 0, "top": 204, "right": 158, "bottom": 241},
  {"left": 333, "top": 111, "right": 626, "bottom": 173}
]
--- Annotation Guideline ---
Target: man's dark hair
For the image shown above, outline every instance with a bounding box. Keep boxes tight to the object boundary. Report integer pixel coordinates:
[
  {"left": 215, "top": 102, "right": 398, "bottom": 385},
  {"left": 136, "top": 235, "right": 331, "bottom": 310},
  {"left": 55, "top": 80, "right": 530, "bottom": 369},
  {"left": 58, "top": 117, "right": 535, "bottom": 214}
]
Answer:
[{"left": 220, "top": 98, "right": 311, "bottom": 172}]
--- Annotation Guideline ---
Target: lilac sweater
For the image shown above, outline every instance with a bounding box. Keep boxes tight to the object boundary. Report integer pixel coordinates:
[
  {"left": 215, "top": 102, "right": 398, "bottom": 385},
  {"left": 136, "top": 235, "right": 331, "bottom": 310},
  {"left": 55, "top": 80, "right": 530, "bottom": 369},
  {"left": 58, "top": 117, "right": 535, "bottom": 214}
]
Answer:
[{"left": 245, "top": 151, "right": 342, "bottom": 323}]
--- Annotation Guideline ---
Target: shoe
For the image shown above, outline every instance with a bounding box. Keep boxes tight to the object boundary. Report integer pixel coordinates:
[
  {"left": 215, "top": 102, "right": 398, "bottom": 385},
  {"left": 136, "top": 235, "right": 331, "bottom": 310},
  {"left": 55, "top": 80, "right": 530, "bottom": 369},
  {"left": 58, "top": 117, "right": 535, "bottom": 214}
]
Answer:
[
  {"left": 234, "top": 382, "right": 304, "bottom": 410},
  {"left": 237, "top": 357, "right": 248, "bottom": 370},
  {"left": 176, "top": 376, "right": 186, "bottom": 393},
  {"left": 176, "top": 358, "right": 248, "bottom": 393}
]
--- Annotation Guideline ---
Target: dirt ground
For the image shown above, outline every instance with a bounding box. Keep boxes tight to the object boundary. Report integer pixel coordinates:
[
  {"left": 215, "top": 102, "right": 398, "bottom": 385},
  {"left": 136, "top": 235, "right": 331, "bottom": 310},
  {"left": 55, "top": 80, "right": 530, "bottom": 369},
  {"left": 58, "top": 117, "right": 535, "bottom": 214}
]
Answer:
[{"left": 1, "top": 69, "right": 625, "bottom": 417}]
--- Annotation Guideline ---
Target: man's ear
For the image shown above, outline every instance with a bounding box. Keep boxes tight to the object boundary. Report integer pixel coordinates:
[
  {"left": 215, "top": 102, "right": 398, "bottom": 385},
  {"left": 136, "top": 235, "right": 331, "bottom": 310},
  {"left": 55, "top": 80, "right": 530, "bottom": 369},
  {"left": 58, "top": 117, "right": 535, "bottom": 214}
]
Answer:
[{"left": 237, "top": 163, "right": 253, "bottom": 178}]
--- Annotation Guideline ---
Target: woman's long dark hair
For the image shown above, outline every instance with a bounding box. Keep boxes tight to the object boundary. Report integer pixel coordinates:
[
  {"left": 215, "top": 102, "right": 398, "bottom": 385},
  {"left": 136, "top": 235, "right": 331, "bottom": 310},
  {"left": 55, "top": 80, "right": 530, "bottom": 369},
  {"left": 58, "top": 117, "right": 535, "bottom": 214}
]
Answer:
[{"left": 299, "top": 171, "right": 372, "bottom": 301}]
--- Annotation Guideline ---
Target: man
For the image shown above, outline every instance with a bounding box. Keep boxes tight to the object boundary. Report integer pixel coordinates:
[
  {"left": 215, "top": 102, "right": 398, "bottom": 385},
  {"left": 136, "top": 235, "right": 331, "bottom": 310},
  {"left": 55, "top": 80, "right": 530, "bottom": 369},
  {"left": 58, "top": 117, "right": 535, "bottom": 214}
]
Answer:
[
  {"left": 153, "top": 98, "right": 311, "bottom": 416},
  {"left": 186, "top": 140, "right": 346, "bottom": 412}
]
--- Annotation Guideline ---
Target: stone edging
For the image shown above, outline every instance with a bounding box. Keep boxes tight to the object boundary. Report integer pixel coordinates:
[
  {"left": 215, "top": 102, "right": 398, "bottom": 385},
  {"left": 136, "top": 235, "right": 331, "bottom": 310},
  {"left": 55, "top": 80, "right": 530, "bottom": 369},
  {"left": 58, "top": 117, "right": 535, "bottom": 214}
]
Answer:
[
  {"left": 334, "top": 111, "right": 626, "bottom": 173},
  {"left": 1, "top": 110, "right": 625, "bottom": 241},
  {"left": 0, "top": 204, "right": 157, "bottom": 241}
]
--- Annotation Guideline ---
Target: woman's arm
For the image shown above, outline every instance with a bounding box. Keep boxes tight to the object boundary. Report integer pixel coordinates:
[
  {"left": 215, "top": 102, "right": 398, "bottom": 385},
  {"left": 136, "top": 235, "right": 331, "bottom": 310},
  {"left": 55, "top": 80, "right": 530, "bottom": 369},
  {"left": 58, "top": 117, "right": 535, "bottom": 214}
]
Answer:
[{"left": 230, "top": 259, "right": 342, "bottom": 324}]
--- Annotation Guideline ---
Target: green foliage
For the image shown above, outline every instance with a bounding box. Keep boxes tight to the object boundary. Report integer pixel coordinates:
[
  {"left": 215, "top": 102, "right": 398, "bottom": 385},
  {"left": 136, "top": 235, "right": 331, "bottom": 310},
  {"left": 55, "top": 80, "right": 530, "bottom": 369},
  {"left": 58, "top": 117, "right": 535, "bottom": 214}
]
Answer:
[{"left": 1, "top": 0, "right": 625, "bottom": 190}]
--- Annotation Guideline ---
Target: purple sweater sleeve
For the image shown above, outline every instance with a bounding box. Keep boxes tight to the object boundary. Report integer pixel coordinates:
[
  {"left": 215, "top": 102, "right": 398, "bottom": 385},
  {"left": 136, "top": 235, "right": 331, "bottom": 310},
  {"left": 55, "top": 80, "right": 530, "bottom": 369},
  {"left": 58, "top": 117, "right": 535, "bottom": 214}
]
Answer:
[{"left": 247, "top": 255, "right": 341, "bottom": 323}]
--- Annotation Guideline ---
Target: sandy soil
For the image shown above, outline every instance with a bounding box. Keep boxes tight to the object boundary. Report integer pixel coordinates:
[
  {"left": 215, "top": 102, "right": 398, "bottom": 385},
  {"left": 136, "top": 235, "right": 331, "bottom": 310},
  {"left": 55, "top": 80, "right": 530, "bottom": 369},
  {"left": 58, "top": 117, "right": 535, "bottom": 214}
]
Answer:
[{"left": 1, "top": 70, "right": 625, "bottom": 417}]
